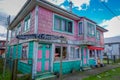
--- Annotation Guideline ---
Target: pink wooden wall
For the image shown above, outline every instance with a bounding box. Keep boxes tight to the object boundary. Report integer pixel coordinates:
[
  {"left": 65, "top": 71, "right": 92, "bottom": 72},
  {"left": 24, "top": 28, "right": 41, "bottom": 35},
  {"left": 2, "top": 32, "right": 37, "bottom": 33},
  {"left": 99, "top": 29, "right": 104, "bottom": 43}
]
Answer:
[
  {"left": 10, "top": 8, "right": 35, "bottom": 45},
  {"left": 96, "top": 28, "right": 104, "bottom": 46},
  {"left": 38, "top": 6, "right": 84, "bottom": 41}
]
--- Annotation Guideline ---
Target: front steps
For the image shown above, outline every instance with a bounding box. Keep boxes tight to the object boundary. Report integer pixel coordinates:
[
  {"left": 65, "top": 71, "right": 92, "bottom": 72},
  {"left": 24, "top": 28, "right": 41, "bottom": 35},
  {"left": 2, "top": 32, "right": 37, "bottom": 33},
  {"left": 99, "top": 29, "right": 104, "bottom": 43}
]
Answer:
[{"left": 35, "top": 72, "right": 56, "bottom": 80}]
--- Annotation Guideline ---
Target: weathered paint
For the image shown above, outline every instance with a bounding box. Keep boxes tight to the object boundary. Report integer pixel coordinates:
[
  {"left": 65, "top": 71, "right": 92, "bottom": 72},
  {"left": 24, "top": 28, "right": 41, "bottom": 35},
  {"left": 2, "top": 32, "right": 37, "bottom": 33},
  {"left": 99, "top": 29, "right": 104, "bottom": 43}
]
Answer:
[
  {"left": 38, "top": 6, "right": 84, "bottom": 41},
  {"left": 17, "top": 41, "right": 34, "bottom": 74},
  {"left": 37, "top": 44, "right": 51, "bottom": 73},
  {"left": 9, "top": 8, "right": 35, "bottom": 45},
  {"left": 89, "top": 59, "right": 96, "bottom": 66},
  {"left": 53, "top": 60, "right": 81, "bottom": 74},
  {"left": 81, "top": 47, "right": 89, "bottom": 67}
]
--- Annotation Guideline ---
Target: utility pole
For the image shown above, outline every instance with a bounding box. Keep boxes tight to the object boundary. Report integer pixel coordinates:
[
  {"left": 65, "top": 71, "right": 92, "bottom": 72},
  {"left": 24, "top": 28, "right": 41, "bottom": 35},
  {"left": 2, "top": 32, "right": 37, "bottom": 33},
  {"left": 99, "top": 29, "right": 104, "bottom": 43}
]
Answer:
[{"left": 3, "top": 15, "right": 10, "bottom": 80}]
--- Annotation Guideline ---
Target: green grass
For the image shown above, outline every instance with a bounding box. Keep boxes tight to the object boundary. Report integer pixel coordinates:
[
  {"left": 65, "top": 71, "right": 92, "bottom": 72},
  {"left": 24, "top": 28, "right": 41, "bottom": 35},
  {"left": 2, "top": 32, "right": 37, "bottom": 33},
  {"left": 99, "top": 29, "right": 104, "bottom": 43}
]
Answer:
[
  {"left": 0, "top": 59, "right": 32, "bottom": 80},
  {"left": 83, "top": 67, "right": 120, "bottom": 80}
]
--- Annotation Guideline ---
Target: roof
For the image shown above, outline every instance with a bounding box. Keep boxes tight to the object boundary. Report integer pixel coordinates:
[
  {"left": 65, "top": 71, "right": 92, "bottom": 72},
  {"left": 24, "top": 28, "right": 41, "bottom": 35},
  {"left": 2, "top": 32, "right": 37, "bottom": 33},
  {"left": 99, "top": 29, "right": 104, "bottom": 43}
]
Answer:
[
  {"left": 8, "top": 0, "right": 80, "bottom": 30},
  {"left": 96, "top": 25, "right": 108, "bottom": 32},
  {"left": 8, "top": 0, "right": 107, "bottom": 33},
  {"left": 104, "top": 36, "right": 120, "bottom": 44}
]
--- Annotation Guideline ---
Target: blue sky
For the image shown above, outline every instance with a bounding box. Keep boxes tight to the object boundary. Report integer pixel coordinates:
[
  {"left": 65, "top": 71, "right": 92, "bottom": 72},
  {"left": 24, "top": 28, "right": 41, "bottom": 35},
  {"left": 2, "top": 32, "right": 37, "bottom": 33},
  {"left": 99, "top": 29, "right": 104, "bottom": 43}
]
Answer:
[{"left": 0, "top": 0, "right": 120, "bottom": 39}]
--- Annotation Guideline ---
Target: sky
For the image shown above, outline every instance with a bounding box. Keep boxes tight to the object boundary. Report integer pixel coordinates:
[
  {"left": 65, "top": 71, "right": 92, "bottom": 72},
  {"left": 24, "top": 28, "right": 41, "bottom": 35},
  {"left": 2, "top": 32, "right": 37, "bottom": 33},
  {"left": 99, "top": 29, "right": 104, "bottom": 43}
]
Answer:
[{"left": 0, "top": 0, "right": 120, "bottom": 40}]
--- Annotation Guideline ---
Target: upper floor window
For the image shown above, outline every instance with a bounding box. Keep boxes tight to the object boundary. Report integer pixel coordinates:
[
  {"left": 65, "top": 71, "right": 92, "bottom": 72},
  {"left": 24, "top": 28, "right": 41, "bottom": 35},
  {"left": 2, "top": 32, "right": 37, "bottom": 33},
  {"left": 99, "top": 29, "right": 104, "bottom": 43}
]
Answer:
[
  {"left": 11, "top": 28, "right": 16, "bottom": 38},
  {"left": 78, "top": 22, "right": 83, "bottom": 35},
  {"left": 96, "top": 30, "right": 100, "bottom": 40},
  {"left": 87, "top": 22, "right": 95, "bottom": 36},
  {"left": 17, "top": 24, "right": 21, "bottom": 35},
  {"left": 24, "top": 15, "right": 31, "bottom": 31},
  {"left": 54, "top": 15, "right": 73, "bottom": 33}
]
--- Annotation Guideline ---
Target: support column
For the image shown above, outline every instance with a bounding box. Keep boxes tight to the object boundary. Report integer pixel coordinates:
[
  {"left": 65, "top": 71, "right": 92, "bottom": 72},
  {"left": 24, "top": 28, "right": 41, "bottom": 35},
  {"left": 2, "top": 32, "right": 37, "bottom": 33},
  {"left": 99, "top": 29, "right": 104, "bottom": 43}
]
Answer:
[
  {"left": 95, "top": 50, "right": 97, "bottom": 65},
  {"left": 32, "top": 41, "right": 38, "bottom": 79},
  {"left": 51, "top": 44, "right": 55, "bottom": 72}
]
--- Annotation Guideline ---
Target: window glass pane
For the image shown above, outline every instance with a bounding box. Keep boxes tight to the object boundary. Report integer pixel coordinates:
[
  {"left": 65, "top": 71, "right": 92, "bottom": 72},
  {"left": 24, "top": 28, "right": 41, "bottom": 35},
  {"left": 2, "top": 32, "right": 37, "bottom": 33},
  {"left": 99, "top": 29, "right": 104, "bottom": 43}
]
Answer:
[
  {"left": 89, "top": 50, "right": 95, "bottom": 58},
  {"left": 22, "top": 45, "right": 28, "bottom": 60},
  {"left": 54, "top": 15, "right": 73, "bottom": 33},
  {"left": 87, "top": 22, "right": 95, "bottom": 36},
  {"left": 79, "top": 22, "right": 83, "bottom": 35},
  {"left": 74, "top": 48, "right": 79, "bottom": 58},
  {"left": 17, "top": 24, "right": 21, "bottom": 35},
  {"left": 24, "top": 15, "right": 30, "bottom": 31},
  {"left": 55, "top": 17, "right": 61, "bottom": 30},
  {"left": 68, "top": 22, "right": 72, "bottom": 33},
  {"left": 70, "top": 47, "right": 74, "bottom": 59},
  {"left": 27, "top": 18, "right": 30, "bottom": 29},
  {"left": 61, "top": 20, "right": 66, "bottom": 31},
  {"left": 54, "top": 46, "right": 67, "bottom": 61}
]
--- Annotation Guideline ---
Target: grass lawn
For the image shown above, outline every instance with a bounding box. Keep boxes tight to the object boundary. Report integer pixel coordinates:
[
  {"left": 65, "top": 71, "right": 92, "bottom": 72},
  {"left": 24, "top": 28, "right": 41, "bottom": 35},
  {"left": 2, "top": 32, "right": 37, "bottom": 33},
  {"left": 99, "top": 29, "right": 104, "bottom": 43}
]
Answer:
[{"left": 83, "top": 67, "right": 120, "bottom": 80}]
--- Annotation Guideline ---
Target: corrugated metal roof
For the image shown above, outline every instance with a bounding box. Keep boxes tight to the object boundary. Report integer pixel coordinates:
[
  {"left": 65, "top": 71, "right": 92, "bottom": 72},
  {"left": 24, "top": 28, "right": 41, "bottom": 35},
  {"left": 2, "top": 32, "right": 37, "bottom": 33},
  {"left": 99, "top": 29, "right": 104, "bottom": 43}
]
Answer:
[{"left": 104, "top": 36, "right": 120, "bottom": 44}]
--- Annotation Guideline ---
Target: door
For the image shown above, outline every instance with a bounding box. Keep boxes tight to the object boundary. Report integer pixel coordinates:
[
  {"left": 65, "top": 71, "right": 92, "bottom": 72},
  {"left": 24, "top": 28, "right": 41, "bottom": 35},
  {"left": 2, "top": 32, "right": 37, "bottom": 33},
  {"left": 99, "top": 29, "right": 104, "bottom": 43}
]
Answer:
[
  {"left": 37, "top": 44, "right": 51, "bottom": 73},
  {"left": 81, "top": 47, "right": 88, "bottom": 66}
]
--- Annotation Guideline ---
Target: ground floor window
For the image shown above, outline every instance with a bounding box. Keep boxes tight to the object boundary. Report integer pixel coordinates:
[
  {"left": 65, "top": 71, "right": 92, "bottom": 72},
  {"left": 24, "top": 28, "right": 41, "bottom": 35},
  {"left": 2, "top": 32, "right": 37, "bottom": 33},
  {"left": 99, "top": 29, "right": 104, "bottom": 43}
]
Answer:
[
  {"left": 21, "top": 43, "right": 29, "bottom": 63},
  {"left": 70, "top": 47, "right": 80, "bottom": 59},
  {"left": 89, "top": 50, "right": 95, "bottom": 58},
  {"left": 54, "top": 46, "right": 67, "bottom": 61}
]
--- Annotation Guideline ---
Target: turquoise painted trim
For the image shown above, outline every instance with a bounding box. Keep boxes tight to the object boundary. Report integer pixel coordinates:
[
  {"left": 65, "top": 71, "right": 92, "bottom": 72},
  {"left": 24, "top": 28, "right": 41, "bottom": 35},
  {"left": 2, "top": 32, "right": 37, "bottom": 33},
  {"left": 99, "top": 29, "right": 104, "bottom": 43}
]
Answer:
[
  {"left": 17, "top": 41, "right": 34, "bottom": 74},
  {"left": 89, "top": 59, "right": 96, "bottom": 66},
  {"left": 53, "top": 60, "right": 81, "bottom": 74},
  {"left": 37, "top": 44, "right": 51, "bottom": 73},
  {"left": 53, "top": 14, "right": 74, "bottom": 35},
  {"left": 81, "top": 47, "right": 89, "bottom": 67}
]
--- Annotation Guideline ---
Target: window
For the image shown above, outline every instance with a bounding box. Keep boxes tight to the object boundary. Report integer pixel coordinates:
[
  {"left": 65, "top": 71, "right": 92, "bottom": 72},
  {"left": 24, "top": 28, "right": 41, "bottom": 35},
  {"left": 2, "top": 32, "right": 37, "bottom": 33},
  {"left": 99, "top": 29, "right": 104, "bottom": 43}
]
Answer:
[
  {"left": 87, "top": 22, "right": 95, "bottom": 36},
  {"left": 70, "top": 47, "right": 80, "bottom": 59},
  {"left": 21, "top": 43, "right": 28, "bottom": 62},
  {"left": 54, "top": 15, "right": 73, "bottom": 33},
  {"left": 89, "top": 50, "right": 95, "bottom": 58},
  {"left": 17, "top": 24, "right": 21, "bottom": 35},
  {"left": 11, "top": 29, "right": 16, "bottom": 38},
  {"left": 96, "top": 30, "right": 100, "bottom": 40},
  {"left": 78, "top": 22, "right": 83, "bottom": 35},
  {"left": 54, "top": 46, "right": 67, "bottom": 61},
  {"left": 24, "top": 15, "right": 30, "bottom": 31}
]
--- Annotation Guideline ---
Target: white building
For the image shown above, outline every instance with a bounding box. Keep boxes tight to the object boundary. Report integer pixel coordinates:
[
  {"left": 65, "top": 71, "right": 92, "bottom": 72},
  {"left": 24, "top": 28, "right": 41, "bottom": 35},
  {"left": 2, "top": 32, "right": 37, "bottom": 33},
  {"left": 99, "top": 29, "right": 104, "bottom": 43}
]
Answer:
[{"left": 104, "top": 36, "right": 120, "bottom": 59}]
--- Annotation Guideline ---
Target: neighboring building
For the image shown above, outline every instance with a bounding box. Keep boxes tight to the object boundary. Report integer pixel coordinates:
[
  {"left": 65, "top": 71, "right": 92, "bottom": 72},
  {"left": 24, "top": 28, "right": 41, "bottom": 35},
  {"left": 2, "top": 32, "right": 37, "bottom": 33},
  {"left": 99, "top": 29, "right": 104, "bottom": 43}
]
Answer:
[
  {"left": 104, "top": 36, "right": 120, "bottom": 58},
  {"left": 7, "top": 0, "right": 107, "bottom": 79},
  {"left": 0, "top": 40, "right": 6, "bottom": 57}
]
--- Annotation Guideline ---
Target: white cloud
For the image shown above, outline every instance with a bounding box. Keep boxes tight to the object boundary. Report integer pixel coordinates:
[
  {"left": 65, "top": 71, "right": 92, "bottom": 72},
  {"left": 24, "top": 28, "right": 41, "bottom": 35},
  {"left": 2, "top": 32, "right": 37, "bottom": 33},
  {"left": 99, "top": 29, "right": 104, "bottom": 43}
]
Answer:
[
  {"left": 46, "top": 0, "right": 90, "bottom": 10},
  {"left": 101, "top": 0, "right": 108, "bottom": 3},
  {"left": 0, "top": 25, "right": 7, "bottom": 40},
  {"left": 46, "top": 0, "right": 65, "bottom": 5},
  {"left": 0, "top": 0, "right": 27, "bottom": 16},
  {"left": 70, "top": 0, "right": 90, "bottom": 10},
  {"left": 100, "top": 15, "right": 120, "bottom": 38}
]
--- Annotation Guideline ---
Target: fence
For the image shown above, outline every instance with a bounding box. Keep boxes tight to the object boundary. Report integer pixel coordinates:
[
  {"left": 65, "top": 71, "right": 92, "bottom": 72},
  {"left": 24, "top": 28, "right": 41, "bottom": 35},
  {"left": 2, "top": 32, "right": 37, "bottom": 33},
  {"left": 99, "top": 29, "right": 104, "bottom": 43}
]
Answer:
[
  {"left": 0, "top": 58, "right": 33, "bottom": 80},
  {"left": 103, "top": 55, "right": 120, "bottom": 64}
]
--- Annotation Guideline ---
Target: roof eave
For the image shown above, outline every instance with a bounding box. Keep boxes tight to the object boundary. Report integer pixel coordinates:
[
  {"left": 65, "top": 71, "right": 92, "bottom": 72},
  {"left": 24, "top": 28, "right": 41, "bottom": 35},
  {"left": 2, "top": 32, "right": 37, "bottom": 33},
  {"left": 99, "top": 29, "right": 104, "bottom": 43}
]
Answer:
[
  {"left": 8, "top": 0, "right": 36, "bottom": 30},
  {"left": 36, "top": 0, "right": 80, "bottom": 20}
]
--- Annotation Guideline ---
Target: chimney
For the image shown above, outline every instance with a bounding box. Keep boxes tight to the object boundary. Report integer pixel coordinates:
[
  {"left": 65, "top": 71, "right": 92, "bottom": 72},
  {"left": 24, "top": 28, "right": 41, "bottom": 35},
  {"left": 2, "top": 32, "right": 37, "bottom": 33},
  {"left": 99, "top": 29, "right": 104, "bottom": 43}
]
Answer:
[{"left": 69, "top": 1, "right": 73, "bottom": 12}]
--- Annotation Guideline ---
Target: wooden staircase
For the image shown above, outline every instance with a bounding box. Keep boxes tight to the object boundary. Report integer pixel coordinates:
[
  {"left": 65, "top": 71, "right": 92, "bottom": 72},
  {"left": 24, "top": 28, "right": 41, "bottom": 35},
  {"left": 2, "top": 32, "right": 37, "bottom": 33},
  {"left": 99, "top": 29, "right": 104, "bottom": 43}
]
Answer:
[{"left": 35, "top": 72, "right": 56, "bottom": 80}]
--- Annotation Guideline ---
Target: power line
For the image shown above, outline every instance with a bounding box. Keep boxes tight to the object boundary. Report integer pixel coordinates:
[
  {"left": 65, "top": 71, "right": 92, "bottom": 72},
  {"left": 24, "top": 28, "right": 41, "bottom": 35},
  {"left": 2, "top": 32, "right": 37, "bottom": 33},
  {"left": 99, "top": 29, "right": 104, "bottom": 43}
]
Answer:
[{"left": 101, "top": 2, "right": 120, "bottom": 21}]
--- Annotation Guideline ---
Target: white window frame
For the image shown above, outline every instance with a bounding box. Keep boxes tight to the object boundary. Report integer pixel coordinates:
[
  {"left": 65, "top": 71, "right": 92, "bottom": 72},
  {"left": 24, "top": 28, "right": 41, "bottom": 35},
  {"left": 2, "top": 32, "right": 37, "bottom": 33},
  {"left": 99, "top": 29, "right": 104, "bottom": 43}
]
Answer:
[
  {"left": 78, "top": 21, "right": 84, "bottom": 35},
  {"left": 24, "top": 14, "right": 31, "bottom": 32},
  {"left": 21, "top": 43, "right": 29, "bottom": 63}
]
